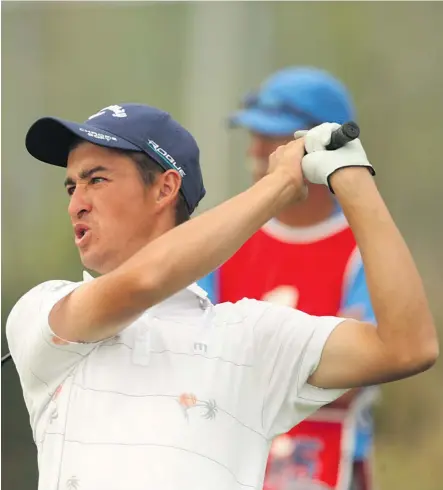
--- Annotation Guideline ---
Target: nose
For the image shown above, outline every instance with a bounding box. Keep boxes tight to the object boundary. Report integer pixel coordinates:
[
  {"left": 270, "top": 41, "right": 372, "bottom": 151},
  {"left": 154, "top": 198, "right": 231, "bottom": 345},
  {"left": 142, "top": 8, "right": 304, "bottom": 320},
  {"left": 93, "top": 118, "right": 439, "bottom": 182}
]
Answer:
[{"left": 68, "top": 184, "right": 92, "bottom": 220}]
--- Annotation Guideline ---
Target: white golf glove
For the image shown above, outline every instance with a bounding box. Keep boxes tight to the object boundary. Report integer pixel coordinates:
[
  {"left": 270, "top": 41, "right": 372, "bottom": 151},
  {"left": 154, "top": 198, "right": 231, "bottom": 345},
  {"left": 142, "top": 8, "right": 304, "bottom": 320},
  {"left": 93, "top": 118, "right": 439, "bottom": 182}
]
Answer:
[{"left": 294, "top": 123, "right": 375, "bottom": 193}]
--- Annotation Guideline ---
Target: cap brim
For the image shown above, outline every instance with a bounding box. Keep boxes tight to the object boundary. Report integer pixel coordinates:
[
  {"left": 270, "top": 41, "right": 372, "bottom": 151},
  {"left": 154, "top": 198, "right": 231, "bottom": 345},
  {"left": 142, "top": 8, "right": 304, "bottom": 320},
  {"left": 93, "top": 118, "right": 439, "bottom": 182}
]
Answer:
[
  {"left": 228, "top": 109, "right": 308, "bottom": 137},
  {"left": 25, "top": 117, "right": 141, "bottom": 167}
]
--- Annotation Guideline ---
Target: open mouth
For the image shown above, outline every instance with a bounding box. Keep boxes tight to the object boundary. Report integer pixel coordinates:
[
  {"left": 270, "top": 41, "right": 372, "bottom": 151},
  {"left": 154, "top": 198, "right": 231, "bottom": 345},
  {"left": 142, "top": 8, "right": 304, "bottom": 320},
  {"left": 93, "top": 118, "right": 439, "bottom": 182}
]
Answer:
[{"left": 74, "top": 224, "right": 90, "bottom": 244}]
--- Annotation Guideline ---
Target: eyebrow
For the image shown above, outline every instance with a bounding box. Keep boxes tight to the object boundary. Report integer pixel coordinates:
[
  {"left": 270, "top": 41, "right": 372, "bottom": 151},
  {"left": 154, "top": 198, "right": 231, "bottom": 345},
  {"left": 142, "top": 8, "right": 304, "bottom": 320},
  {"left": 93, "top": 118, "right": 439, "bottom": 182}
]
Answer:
[{"left": 64, "top": 165, "right": 109, "bottom": 187}]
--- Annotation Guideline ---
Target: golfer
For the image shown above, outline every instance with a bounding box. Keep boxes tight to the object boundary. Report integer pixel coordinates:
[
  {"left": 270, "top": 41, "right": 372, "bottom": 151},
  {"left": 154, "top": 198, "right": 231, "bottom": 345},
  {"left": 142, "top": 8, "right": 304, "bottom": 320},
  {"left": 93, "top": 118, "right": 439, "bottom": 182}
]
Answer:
[{"left": 6, "top": 103, "right": 438, "bottom": 490}]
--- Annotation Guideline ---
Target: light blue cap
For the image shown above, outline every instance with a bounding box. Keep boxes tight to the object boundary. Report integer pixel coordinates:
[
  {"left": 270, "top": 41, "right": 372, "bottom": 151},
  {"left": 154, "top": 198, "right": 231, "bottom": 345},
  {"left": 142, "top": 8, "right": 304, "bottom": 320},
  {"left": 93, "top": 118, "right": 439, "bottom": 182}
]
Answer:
[{"left": 230, "top": 67, "right": 355, "bottom": 136}]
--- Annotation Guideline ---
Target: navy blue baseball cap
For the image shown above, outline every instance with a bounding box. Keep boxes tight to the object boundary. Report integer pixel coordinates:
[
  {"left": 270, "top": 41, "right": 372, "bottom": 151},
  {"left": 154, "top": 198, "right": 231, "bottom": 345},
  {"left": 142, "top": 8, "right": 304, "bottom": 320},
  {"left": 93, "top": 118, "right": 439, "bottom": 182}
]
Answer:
[
  {"left": 25, "top": 103, "right": 206, "bottom": 214},
  {"left": 230, "top": 67, "right": 355, "bottom": 136}
]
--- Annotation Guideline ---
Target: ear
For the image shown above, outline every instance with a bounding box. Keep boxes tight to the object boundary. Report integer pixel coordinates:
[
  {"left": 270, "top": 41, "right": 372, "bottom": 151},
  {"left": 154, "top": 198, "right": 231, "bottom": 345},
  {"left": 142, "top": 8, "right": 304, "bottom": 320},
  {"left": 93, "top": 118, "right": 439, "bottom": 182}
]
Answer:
[{"left": 155, "top": 170, "right": 182, "bottom": 212}]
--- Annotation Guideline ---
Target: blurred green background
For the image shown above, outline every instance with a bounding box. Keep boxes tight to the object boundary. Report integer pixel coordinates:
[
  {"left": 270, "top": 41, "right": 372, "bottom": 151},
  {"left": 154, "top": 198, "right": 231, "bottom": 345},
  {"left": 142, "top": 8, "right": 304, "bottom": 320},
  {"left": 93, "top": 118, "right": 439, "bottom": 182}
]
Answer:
[{"left": 2, "top": 2, "right": 442, "bottom": 489}]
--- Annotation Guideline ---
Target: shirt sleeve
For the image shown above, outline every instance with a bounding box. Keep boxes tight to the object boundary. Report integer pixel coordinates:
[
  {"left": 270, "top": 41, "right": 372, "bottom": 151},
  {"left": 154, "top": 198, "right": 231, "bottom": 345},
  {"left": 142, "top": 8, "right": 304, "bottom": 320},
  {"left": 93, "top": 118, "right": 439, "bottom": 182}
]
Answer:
[
  {"left": 6, "top": 280, "right": 102, "bottom": 399},
  {"left": 247, "top": 300, "right": 349, "bottom": 439},
  {"left": 341, "top": 251, "right": 375, "bottom": 323}
]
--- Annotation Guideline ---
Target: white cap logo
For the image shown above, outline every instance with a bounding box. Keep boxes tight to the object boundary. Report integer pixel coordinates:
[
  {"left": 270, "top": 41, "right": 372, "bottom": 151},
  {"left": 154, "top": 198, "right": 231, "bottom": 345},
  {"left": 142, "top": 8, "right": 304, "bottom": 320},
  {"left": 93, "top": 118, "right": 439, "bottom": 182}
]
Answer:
[{"left": 88, "top": 105, "right": 127, "bottom": 120}]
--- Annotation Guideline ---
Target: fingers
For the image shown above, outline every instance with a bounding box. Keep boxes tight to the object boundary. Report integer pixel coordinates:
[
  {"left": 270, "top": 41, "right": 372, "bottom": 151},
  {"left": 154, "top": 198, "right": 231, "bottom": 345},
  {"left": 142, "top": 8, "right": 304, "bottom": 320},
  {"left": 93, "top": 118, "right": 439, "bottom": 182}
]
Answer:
[
  {"left": 270, "top": 138, "right": 305, "bottom": 162},
  {"left": 286, "top": 137, "right": 306, "bottom": 160},
  {"left": 269, "top": 137, "right": 306, "bottom": 174},
  {"left": 267, "top": 137, "right": 308, "bottom": 203},
  {"left": 294, "top": 130, "right": 308, "bottom": 140},
  {"left": 289, "top": 137, "right": 306, "bottom": 150},
  {"left": 304, "top": 122, "right": 341, "bottom": 153}
]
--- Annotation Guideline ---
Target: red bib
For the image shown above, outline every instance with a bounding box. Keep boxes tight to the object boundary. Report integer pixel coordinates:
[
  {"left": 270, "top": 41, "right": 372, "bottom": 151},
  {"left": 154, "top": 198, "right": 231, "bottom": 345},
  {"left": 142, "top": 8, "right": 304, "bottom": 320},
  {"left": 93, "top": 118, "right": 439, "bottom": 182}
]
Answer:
[
  {"left": 219, "top": 217, "right": 357, "bottom": 316},
  {"left": 264, "top": 410, "right": 356, "bottom": 490},
  {"left": 219, "top": 217, "right": 370, "bottom": 490}
]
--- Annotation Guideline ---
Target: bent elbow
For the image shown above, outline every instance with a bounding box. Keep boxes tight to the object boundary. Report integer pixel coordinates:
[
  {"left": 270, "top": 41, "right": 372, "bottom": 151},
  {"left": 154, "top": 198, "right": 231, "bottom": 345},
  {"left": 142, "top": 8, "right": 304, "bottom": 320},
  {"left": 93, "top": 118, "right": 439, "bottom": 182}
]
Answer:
[
  {"left": 419, "top": 324, "right": 440, "bottom": 370},
  {"left": 420, "top": 341, "right": 439, "bottom": 370},
  {"left": 402, "top": 339, "right": 439, "bottom": 376}
]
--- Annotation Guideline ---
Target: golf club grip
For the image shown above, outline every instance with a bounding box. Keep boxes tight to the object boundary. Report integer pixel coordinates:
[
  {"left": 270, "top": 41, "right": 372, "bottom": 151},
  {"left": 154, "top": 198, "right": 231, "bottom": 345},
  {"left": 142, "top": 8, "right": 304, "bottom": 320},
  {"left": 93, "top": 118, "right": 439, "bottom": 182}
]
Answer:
[{"left": 326, "top": 121, "right": 360, "bottom": 150}]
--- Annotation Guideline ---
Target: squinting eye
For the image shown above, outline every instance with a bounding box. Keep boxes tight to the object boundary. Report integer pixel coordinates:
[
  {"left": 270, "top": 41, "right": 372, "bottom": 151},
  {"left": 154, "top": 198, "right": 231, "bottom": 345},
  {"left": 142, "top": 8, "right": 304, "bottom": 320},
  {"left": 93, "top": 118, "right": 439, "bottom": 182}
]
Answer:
[{"left": 91, "top": 177, "right": 106, "bottom": 184}]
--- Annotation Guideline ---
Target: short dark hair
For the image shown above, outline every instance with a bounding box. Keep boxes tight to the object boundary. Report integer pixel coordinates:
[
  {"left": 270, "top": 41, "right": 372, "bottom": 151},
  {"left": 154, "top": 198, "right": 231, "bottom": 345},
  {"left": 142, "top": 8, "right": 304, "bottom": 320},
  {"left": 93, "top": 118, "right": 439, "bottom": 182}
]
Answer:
[
  {"left": 125, "top": 151, "right": 190, "bottom": 226},
  {"left": 69, "top": 140, "right": 190, "bottom": 225}
]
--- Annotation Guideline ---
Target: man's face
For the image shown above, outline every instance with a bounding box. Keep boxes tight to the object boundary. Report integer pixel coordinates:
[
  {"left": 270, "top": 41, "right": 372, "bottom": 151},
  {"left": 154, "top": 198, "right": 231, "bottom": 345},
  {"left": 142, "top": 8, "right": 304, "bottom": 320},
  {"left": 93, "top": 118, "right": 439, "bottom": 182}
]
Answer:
[
  {"left": 247, "top": 132, "right": 294, "bottom": 182},
  {"left": 65, "top": 142, "right": 158, "bottom": 274}
]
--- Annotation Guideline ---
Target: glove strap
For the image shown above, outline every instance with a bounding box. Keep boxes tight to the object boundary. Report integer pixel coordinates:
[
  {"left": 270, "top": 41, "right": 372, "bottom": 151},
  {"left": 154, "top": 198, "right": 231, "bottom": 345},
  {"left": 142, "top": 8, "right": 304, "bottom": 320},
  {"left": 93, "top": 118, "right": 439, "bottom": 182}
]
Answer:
[{"left": 327, "top": 166, "right": 376, "bottom": 194}]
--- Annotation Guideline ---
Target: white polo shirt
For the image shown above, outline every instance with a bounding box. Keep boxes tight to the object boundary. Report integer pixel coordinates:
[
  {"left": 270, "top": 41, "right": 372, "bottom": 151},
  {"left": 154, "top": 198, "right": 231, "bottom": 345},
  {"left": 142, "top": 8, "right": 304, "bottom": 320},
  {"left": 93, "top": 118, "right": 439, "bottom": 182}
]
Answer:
[{"left": 6, "top": 272, "right": 347, "bottom": 490}]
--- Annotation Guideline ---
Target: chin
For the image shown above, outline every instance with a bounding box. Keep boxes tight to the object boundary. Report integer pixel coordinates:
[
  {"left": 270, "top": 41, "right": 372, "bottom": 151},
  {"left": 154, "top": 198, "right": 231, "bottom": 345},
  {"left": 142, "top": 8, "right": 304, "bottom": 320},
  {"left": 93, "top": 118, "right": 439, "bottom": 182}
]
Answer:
[
  {"left": 82, "top": 250, "right": 122, "bottom": 275},
  {"left": 79, "top": 251, "right": 103, "bottom": 274}
]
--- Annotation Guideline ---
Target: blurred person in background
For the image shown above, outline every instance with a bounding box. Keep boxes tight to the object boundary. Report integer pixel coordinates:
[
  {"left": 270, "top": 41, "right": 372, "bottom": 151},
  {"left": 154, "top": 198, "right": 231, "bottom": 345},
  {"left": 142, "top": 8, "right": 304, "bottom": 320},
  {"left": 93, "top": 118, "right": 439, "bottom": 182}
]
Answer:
[{"left": 199, "top": 67, "right": 379, "bottom": 490}]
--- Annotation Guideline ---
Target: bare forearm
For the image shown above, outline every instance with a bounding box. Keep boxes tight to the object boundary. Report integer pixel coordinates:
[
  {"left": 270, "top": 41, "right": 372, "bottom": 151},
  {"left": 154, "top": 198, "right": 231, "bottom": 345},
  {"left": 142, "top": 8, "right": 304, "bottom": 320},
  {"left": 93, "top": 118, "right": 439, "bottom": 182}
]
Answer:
[
  {"left": 56, "top": 172, "right": 296, "bottom": 341},
  {"left": 330, "top": 168, "right": 438, "bottom": 365},
  {"left": 126, "top": 172, "right": 295, "bottom": 304}
]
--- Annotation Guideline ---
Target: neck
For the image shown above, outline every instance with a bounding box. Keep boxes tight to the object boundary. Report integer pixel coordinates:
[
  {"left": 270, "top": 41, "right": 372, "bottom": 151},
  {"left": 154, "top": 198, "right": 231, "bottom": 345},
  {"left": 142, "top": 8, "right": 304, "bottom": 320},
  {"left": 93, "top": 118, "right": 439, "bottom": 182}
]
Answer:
[
  {"left": 93, "top": 214, "right": 176, "bottom": 275},
  {"left": 275, "top": 184, "right": 336, "bottom": 227}
]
